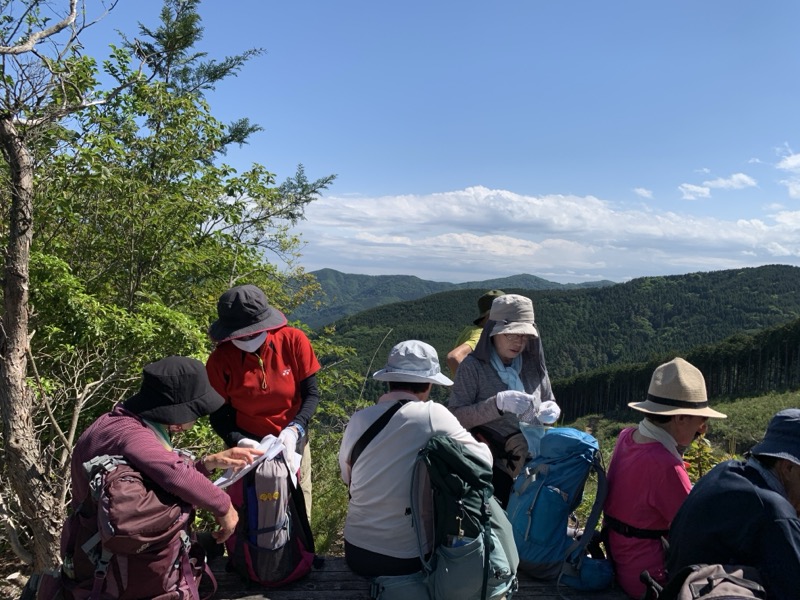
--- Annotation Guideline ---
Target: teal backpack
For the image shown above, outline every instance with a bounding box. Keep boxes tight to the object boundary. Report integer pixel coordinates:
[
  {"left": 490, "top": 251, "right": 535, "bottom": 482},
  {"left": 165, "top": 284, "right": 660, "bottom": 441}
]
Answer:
[
  {"left": 507, "top": 427, "right": 613, "bottom": 592},
  {"left": 371, "top": 434, "right": 519, "bottom": 600}
]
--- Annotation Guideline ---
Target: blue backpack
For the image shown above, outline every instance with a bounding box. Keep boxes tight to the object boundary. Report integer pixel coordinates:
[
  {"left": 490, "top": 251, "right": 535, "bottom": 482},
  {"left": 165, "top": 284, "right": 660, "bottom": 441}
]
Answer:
[{"left": 506, "top": 427, "right": 613, "bottom": 591}]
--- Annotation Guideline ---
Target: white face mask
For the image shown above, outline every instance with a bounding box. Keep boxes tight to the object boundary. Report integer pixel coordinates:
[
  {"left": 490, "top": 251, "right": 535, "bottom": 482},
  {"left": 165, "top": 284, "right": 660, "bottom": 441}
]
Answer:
[{"left": 231, "top": 331, "right": 267, "bottom": 353}]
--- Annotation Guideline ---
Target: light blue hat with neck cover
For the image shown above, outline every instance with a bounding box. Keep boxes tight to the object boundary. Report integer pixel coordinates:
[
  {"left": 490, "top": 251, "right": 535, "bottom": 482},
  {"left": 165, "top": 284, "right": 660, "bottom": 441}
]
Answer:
[{"left": 373, "top": 340, "right": 453, "bottom": 386}]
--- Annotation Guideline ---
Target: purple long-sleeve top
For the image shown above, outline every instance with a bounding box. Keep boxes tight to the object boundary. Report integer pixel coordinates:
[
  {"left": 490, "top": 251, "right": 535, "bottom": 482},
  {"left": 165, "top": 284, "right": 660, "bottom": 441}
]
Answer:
[{"left": 69, "top": 405, "right": 231, "bottom": 517}]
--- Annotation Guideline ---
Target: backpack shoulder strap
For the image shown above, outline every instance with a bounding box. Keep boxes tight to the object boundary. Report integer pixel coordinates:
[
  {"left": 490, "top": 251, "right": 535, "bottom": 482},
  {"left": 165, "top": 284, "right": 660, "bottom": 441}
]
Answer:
[
  {"left": 349, "top": 400, "right": 409, "bottom": 468},
  {"left": 561, "top": 453, "right": 608, "bottom": 569},
  {"left": 287, "top": 454, "right": 316, "bottom": 555},
  {"left": 410, "top": 447, "right": 432, "bottom": 572},
  {"left": 479, "top": 486, "right": 492, "bottom": 600}
]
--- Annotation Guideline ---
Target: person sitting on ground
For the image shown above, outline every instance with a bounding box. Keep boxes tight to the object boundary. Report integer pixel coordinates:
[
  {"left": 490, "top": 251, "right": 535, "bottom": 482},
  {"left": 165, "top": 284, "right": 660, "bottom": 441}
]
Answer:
[
  {"left": 602, "top": 357, "right": 727, "bottom": 598},
  {"left": 667, "top": 408, "right": 800, "bottom": 599},
  {"left": 66, "top": 356, "right": 263, "bottom": 591},
  {"left": 446, "top": 289, "right": 505, "bottom": 376},
  {"left": 447, "top": 294, "right": 559, "bottom": 507},
  {"left": 338, "top": 340, "right": 492, "bottom": 577}
]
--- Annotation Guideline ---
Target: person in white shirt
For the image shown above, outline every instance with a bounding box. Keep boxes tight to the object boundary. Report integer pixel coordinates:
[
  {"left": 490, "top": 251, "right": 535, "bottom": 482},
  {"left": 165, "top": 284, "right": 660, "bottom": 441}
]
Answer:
[{"left": 338, "top": 340, "right": 492, "bottom": 576}]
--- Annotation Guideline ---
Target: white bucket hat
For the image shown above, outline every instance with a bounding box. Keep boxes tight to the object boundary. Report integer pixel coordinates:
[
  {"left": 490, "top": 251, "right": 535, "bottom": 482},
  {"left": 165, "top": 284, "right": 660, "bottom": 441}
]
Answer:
[
  {"left": 628, "top": 357, "right": 727, "bottom": 418},
  {"left": 489, "top": 294, "right": 539, "bottom": 338},
  {"left": 372, "top": 340, "right": 453, "bottom": 386}
]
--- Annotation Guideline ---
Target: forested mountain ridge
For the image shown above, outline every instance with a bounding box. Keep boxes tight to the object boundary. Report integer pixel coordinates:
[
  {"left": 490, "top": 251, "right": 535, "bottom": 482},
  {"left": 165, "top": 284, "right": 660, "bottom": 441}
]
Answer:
[
  {"left": 556, "top": 316, "right": 800, "bottom": 431},
  {"left": 321, "top": 265, "right": 800, "bottom": 402},
  {"left": 290, "top": 268, "right": 614, "bottom": 328}
]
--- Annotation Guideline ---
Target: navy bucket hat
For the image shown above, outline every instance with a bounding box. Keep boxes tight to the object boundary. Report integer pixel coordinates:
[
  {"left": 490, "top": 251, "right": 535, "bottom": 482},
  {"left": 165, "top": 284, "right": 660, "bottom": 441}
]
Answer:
[{"left": 751, "top": 408, "right": 800, "bottom": 466}]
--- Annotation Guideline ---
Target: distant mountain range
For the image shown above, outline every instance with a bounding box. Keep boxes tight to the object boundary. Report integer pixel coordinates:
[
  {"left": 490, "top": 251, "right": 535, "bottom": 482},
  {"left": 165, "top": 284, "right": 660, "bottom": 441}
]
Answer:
[
  {"left": 318, "top": 264, "right": 800, "bottom": 404},
  {"left": 290, "top": 268, "right": 615, "bottom": 329}
]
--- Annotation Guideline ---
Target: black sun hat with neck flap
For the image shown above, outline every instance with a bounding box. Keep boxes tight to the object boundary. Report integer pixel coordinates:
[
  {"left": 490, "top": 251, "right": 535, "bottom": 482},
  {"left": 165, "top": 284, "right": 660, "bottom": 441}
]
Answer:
[
  {"left": 208, "top": 284, "right": 287, "bottom": 343},
  {"left": 124, "top": 356, "right": 225, "bottom": 425}
]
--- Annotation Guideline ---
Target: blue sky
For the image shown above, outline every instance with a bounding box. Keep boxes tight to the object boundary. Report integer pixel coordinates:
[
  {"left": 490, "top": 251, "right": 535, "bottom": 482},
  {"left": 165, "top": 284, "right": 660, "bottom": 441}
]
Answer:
[{"left": 85, "top": 1, "right": 800, "bottom": 284}]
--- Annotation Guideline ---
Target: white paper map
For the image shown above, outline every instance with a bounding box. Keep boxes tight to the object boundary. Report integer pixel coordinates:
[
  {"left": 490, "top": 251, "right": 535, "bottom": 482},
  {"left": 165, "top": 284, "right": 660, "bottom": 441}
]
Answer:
[{"left": 213, "top": 434, "right": 301, "bottom": 489}]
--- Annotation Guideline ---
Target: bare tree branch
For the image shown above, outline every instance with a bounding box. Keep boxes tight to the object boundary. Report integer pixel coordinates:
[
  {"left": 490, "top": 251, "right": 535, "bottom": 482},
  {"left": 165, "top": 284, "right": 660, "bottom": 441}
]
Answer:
[
  {"left": 0, "top": 0, "right": 78, "bottom": 55},
  {"left": 0, "top": 478, "right": 33, "bottom": 565},
  {"left": 26, "top": 343, "right": 70, "bottom": 453}
]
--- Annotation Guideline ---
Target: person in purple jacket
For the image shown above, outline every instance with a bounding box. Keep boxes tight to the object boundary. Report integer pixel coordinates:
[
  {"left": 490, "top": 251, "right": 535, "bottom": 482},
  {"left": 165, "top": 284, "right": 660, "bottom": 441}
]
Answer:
[{"left": 69, "top": 356, "right": 262, "bottom": 545}]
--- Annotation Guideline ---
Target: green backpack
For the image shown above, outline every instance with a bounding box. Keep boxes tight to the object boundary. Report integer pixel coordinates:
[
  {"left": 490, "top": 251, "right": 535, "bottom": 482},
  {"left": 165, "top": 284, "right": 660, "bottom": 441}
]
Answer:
[{"left": 371, "top": 435, "right": 518, "bottom": 600}]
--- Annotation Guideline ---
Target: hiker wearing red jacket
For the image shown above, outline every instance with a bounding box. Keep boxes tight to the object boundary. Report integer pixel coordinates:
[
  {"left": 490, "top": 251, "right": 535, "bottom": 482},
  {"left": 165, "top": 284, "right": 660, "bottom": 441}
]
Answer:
[{"left": 206, "top": 284, "right": 321, "bottom": 513}]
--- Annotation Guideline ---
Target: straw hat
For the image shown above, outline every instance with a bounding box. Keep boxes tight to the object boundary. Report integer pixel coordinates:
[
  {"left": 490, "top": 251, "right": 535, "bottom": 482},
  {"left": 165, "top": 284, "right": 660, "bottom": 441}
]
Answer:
[{"left": 628, "top": 357, "right": 727, "bottom": 418}]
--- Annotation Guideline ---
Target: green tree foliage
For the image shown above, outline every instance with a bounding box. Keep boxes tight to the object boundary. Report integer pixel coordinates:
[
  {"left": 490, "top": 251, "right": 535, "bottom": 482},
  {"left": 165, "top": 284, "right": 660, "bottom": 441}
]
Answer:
[{"left": 0, "top": 0, "right": 344, "bottom": 571}]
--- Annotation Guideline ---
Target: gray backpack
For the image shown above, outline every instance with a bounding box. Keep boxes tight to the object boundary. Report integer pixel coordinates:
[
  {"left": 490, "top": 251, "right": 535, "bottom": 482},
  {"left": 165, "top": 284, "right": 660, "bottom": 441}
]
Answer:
[{"left": 643, "top": 564, "right": 766, "bottom": 600}]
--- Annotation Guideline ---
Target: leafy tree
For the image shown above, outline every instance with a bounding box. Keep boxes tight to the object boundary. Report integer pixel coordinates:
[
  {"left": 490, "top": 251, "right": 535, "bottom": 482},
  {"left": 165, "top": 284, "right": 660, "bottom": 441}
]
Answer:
[
  {"left": 0, "top": 0, "right": 114, "bottom": 571},
  {"left": 0, "top": 0, "right": 338, "bottom": 572}
]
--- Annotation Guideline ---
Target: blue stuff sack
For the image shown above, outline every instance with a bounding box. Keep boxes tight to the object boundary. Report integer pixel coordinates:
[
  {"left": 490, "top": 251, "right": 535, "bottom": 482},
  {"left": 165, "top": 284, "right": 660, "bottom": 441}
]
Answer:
[{"left": 560, "top": 556, "right": 615, "bottom": 591}]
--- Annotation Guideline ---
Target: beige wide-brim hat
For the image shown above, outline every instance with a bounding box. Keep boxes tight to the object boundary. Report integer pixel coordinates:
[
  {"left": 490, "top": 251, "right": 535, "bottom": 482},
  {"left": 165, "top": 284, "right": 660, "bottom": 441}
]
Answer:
[
  {"left": 488, "top": 294, "right": 539, "bottom": 337},
  {"left": 628, "top": 357, "right": 727, "bottom": 418}
]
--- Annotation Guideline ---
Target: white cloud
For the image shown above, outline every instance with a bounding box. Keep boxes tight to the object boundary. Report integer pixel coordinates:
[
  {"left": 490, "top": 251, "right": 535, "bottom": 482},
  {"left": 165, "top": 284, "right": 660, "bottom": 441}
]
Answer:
[
  {"left": 633, "top": 187, "right": 653, "bottom": 199},
  {"left": 772, "top": 210, "right": 800, "bottom": 227},
  {"left": 702, "top": 173, "right": 757, "bottom": 190},
  {"left": 678, "top": 184, "right": 711, "bottom": 200},
  {"left": 777, "top": 153, "right": 800, "bottom": 173},
  {"left": 779, "top": 178, "right": 800, "bottom": 199},
  {"left": 295, "top": 186, "right": 800, "bottom": 283}
]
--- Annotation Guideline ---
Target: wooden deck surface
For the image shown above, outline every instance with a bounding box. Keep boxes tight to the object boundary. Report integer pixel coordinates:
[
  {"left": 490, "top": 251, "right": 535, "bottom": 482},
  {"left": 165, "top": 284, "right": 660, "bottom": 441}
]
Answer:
[{"left": 207, "top": 555, "right": 628, "bottom": 600}]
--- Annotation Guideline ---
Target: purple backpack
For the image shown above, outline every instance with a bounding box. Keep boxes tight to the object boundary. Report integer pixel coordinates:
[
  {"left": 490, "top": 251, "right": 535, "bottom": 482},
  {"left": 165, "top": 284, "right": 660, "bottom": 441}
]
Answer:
[
  {"left": 56, "top": 455, "right": 212, "bottom": 600},
  {"left": 224, "top": 454, "right": 317, "bottom": 587}
]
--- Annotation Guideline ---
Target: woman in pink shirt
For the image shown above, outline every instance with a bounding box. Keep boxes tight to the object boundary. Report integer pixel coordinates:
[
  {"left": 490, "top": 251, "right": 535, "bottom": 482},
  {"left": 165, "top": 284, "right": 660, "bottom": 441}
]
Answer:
[{"left": 602, "top": 357, "right": 727, "bottom": 598}]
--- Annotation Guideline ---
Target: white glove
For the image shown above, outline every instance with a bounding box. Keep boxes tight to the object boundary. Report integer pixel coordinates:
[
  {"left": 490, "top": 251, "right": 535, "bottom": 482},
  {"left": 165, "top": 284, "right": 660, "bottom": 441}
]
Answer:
[
  {"left": 538, "top": 400, "right": 561, "bottom": 424},
  {"left": 237, "top": 437, "right": 260, "bottom": 449},
  {"left": 278, "top": 427, "right": 299, "bottom": 459},
  {"left": 495, "top": 390, "right": 534, "bottom": 415}
]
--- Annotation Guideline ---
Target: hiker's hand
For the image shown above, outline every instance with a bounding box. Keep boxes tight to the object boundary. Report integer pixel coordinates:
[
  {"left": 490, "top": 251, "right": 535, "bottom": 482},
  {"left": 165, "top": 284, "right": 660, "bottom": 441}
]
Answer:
[
  {"left": 495, "top": 390, "right": 533, "bottom": 415},
  {"left": 213, "top": 504, "right": 238, "bottom": 543},
  {"left": 237, "top": 437, "right": 260, "bottom": 449},
  {"left": 204, "top": 447, "right": 263, "bottom": 472},
  {"left": 538, "top": 400, "right": 561, "bottom": 424},
  {"left": 278, "top": 427, "right": 299, "bottom": 469}
]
